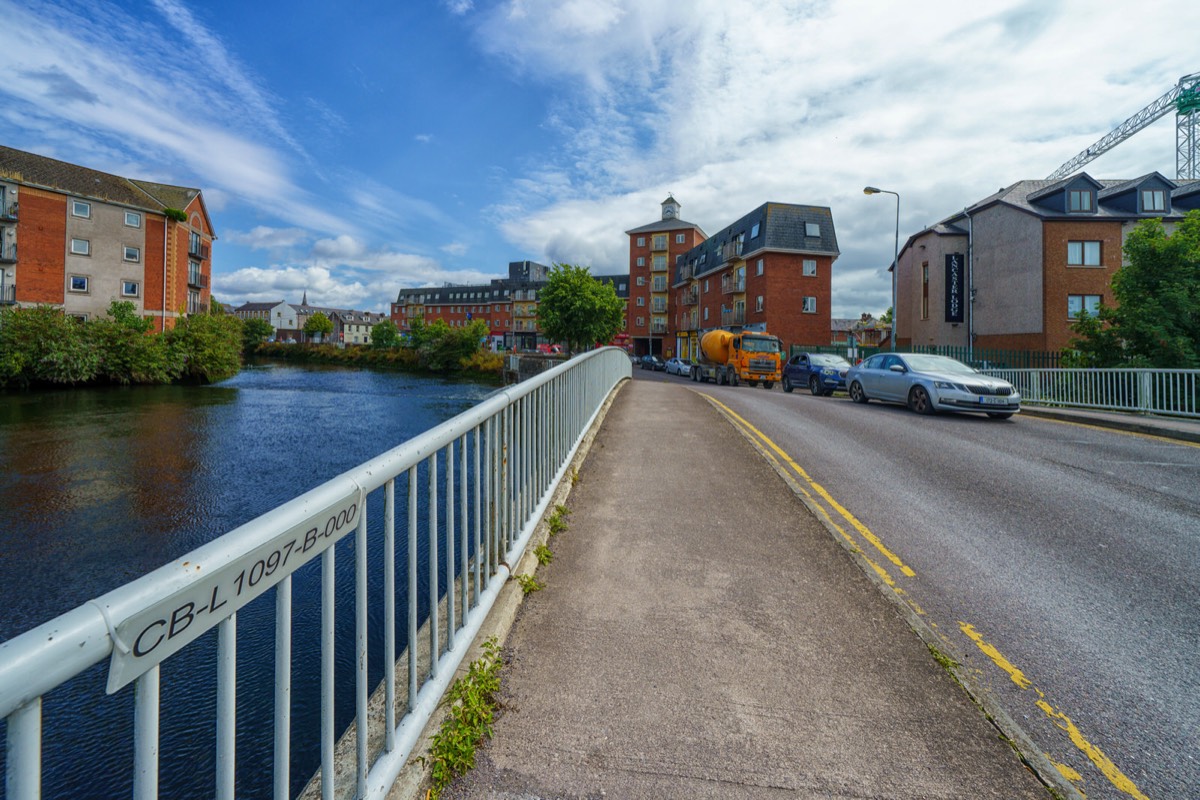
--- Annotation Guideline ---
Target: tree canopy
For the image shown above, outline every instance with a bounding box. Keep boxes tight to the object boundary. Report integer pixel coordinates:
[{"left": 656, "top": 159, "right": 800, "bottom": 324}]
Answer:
[
  {"left": 1066, "top": 210, "right": 1200, "bottom": 367},
  {"left": 536, "top": 263, "right": 625, "bottom": 354},
  {"left": 242, "top": 318, "right": 274, "bottom": 352},
  {"left": 370, "top": 318, "right": 401, "bottom": 349},
  {"left": 304, "top": 312, "right": 334, "bottom": 342}
]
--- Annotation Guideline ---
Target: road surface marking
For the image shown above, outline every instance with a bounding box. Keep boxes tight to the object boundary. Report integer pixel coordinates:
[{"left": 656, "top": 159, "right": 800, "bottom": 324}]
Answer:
[{"left": 959, "top": 621, "right": 1149, "bottom": 800}]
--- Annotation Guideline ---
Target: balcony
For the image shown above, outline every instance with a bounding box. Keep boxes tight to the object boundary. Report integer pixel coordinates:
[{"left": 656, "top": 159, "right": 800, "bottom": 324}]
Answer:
[
  {"left": 650, "top": 258, "right": 668, "bottom": 273},
  {"left": 679, "top": 288, "right": 698, "bottom": 306},
  {"left": 721, "top": 240, "right": 743, "bottom": 262},
  {"left": 0, "top": 283, "right": 14, "bottom": 305},
  {"left": 651, "top": 299, "right": 667, "bottom": 313},
  {"left": 650, "top": 320, "right": 668, "bottom": 334},
  {"left": 721, "top": 307, "right": 746, "bottom": 327},
  {"left": 677, "top": 316, "right": 699, "bottom": 332},
  {"left": 0, "top": 243, "right": 15, "bottom": 263},
  {"left": 0, "top": 202, "right": 17, "bottom": 221},
  {"left": 677, "top": 264, "right": 693, "bottom": 281},
  {"left": 188, "top": 241, "right": 210, "bottom": 260},
  {"left": 721, "top": 275, "right": 745, "bottom": 294},
  {"left": 188, "top": 271, "right": 208, "bottom": 288}
]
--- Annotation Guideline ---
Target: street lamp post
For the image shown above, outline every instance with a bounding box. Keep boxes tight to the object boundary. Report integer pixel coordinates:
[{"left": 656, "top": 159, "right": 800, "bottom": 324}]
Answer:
[{"left": 863, "top": 186, "right": 899, "bottom": 351}]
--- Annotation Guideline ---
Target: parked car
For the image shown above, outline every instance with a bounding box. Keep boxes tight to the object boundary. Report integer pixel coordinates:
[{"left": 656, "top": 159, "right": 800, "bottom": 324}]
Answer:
[
  {"left": 783, "top": 352, "right": 852, "bottom": 395},
  {"left": 664, "top": 357, "right": 691, "bottom": 377},
  {"left": 845, "top": 353, "right": 1020, "bottom": 418},
  {"left": 639, "top": 355, "right": 666, "bottom": 371}
]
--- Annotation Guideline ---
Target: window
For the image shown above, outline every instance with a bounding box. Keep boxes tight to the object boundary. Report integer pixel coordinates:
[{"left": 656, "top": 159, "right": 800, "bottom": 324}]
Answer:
[
  {"left": 802, "top": 259, "right": 816, "bottom": 277},
  {"left": 618, "top": 282, "right": 626, "bottom": 291},
  {"left": 636, "top": 276, "right": 645, "bottom": 286},
  {"left": 1068, "top": 294, "right": 1102, "bottom": 318},
  {"left": 751, "top": 222, "right": 760, "bottom": 238},
  {"left": 636, "top": 237, "right": 645, "bottom": 247},
  {"left": 755, "top": 295, "right": 764, "bottom": 312},
  {"left": 703, "top": 308, "right": 709, "bottom": 321},
  {"left": 637, "top": 297, "right": 645, "bottom": 307},
  {"left": 703, "top": 279, "right": 709, "bottom": 293},
  {"left": 802, "top": 296, "right": 817, "bottom": 313},
  {"left": 122, "top": 280, "right": 139, "bottom": 297},
  {"left": 757, "top": 259, "right": 764, "bottom": 276},
  {"left": 652, "top": 234, "right": 667, "bottom": 250},
  {"left": 805, "top": 222, "right": 820, "bottom": 237},
  {"left": 72, "top": 200, "right": 91, "bottom": 218},
  {"left": 636, "top": 256, "right": 645, "bottom": 266},
  {"left": 1068, "top": 190, "right": 1093, "bottom": 212},
  {"left": 188, "top": 290, "right": 200, "bottom": 314},
  {"left": 188, "top": 261, "right": 202, "bottom": 285},
  {"left": 1067, "top": 240, "right": 1101, "bottom": 266},
  {"left": 69, "top": 275, "right": 89, "bottom": 292},
  {"left": 125, "top": 211, "right": 141, "bottom": 227},
  {"left": 636, "top": 316, "right": 644, "bottom": 326},
  {"left": 124, "top": 246, "right": 140, "bottom": 262},
  {"left": 1142, "top": 189, "right": 1166, "bottom": 212},
  {"left": 676, "top": 233, "right": 686, "bottom": 244},
  {"left": 70, "top": 238, "right": 90, "bottom": 255}
]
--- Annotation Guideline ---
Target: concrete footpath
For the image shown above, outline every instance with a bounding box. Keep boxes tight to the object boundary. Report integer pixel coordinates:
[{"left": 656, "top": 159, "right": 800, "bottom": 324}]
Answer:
[{"left": 436, "top": 380, "right": 1056, "bottom": 799}]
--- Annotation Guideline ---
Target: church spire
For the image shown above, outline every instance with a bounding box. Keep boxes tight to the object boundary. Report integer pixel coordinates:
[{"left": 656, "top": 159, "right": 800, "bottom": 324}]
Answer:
[{"left": 302, "top": 290, "right": 308, "bottom": 306}]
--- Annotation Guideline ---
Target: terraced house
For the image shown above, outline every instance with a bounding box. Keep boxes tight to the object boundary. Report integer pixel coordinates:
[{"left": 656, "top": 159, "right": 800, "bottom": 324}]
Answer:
[
  {"left": 0, "top": 145, "right": 214, "bottom": 329},
  {"left": 896, "top": 172, "right": 1200, "bottom": 352}
]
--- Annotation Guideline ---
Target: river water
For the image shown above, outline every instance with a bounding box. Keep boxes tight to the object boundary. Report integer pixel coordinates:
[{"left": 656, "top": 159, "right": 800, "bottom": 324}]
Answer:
[{"left": 0, "top": 361, "right": 498, "bottom": 798}]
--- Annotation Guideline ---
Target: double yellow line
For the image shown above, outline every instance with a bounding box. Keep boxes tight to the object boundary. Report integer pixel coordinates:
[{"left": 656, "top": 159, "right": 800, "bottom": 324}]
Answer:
[{"left": 700, "top": 392, "right": 1152, "bottom": 800}]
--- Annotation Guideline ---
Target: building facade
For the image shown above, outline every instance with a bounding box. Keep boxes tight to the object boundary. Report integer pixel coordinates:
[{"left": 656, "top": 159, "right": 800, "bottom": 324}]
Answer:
[
  {"left": 625, "top": 196, "right": 706, "bottom": 357},
  {"left": 0, "top": 145, "right": 214, "bottom": 330},
  {"left": 896, "top": 172, "right": 1200, "bottom": 352},
  {"left": 665, "top": 201, "right": 839, "bottom": 360}
]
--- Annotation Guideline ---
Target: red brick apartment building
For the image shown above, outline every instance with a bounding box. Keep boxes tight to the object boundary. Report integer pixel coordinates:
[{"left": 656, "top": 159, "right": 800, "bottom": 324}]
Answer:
[
  {"left": 626, "top": 196, "right": 839, "bottom": 359},
  {"left": 895, "top": 172, "right": 1200, "bottom": 353},
  {"left": 0, "top": 145, "right": 214, "bottom": 330},
  {"left": 391, "top": 261, "right": 630, "bottom": 351}
]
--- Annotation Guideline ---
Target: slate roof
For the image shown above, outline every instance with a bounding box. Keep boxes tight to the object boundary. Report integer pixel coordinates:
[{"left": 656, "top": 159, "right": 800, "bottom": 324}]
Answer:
[
  {"left": 677, "top": 202, "right": 839, "bottom": 283},
  {"left": 233, "top": 301, "right": 285, "bottom": 313},
  {"left": 0, "top": 145, "right": 203, "bottom": 217},
  {"left": 960, "top": 175, "right": 1193, "bottom": 222},
  {"left": 625, "top": 217, "right": 706, "bottom": 236}
]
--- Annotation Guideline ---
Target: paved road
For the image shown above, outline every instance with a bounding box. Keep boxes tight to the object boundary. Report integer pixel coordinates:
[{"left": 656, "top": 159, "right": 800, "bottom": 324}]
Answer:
[{"left": 639, "top": 371, "right": 1200, "bottom": 800}]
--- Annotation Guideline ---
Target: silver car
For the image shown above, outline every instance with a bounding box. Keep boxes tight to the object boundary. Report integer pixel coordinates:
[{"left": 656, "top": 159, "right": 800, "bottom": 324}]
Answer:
[{"left": 846, "top": 353, "right": 1020, "bottom": 419}]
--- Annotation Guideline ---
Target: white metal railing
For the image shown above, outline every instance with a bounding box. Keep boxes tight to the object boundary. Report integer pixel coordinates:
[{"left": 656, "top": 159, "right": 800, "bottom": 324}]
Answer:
[
  {"left": 984, "top": 368, "right": 1200, "bottom": 418},
  {"left": 0, "top": 347, "right": 631, "bottom": 800}
]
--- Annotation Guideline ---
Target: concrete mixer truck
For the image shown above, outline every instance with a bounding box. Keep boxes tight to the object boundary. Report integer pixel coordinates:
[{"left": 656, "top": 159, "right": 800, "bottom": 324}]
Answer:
[{"left": 690, "top": 328, "right": 783, "bottom": 388}]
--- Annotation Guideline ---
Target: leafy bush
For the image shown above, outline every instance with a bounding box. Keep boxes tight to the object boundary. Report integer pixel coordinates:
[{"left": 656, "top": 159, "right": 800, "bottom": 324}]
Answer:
[
  {"left": 93, "top": 301, "right": 179, "bottom": 384},
  {"left": 241, "top": 317, "right": 274, "bottom": 353},
  {"left": 0, "top": 305, "right": 99, "bottom": 387},
  {"left": 166, "top": 312, "right": 243, "bottom": 383},
  {"left": 370, "top": 318, "right": 401, "bottom": 349}
]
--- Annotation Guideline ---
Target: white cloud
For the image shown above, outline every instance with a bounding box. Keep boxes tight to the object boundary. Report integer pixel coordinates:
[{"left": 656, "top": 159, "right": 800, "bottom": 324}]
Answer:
[
  {"left": 469, "top": 0, "right": 1200, "bottom": 316},
  {"left": 415, "top": 133, "right": 434, "bottom": 144},
  {"left": 441, "top": 242, "right": 469, "bottom": 256},
  {"left": 224, "top": 226, "right": 312, "bottom": 251}
]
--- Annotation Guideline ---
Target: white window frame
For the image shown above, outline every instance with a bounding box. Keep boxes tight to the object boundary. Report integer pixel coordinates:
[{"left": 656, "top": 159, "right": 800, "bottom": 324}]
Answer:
[
  {"left": 70, "top": 238, "right": 90, "bottom": 256},
  {"left": 636, "top": 316, "right": 644, "bottom": 326},
  {"left": 636, "top": 276, "right": 645, "bottom": 286},
  {"left": 652, "top": 234, "right": 667, "bottom": 249},
  {"left": 125, "top": 211, "right": 142, "bottom": 228},
  {"left": 71, "top": 200, "right": 91, "bottom": 218},
  {"left": 122, "top": 280, "right": 140, "bottom": 297},
  {"left": 636, "top": 237, "right": 645, "bottom": 247},
  {"left": 805, "top": 222, "right": 820, "bottom": 237},
  {"left": 703, "top": 279, "right": 710, "bottom": 293},
  {"left": 675, "top": 233, "right": 686, "bottom": 244},
  {"left": 802, "top": 296, "right": 817, "bottom": 314},
  {"left": 755, "top": 295, "right": 764, "bottom": 312},
  {"left": 1067, "top": 240, "right": 1101, "bottom": 266},
  {"left": 636, "top": 256, "right": 645, "bottom": 266},
  {"left": 1142, "top": 189, "right": 1166, "bottom": 213},
  {"left": 703, "top": 307, "right": 709, "bottom": 321},
  {"left": 124, "top": 246, "right": 140, "bottom": 262},
  {"left": 636, "top": 297, "right": 645, "bottom": 307},
  {"left": 803, "top": 259, "right": 817, "bottom": 276},
  {"left": 757, "top": 259, "right": 764, "bottom": 276},
  {"left": 69, "top": 275, "right": 89, "bottom": 293}
]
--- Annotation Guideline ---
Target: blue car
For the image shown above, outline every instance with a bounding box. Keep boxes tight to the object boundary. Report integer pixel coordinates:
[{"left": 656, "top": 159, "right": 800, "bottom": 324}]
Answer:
[{"left": 782, "top": 352, "right": 852, "bottom": 395}]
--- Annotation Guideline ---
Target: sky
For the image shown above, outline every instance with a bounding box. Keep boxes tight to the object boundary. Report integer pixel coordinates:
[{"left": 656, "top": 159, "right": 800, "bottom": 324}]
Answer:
[{"left": 1, "top": 0, "right": 1197, "bottom": 319}]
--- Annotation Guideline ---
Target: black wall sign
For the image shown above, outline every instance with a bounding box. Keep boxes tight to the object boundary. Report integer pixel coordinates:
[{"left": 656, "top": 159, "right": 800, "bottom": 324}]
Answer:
[{"left": 945, "top": 253, "right": 965, "bottom": 323}]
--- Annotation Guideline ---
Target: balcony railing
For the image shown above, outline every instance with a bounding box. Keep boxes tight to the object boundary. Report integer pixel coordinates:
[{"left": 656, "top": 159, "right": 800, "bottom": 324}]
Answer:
[
  {"left": 679, "top": 289, "right": 698, "bottom": 306},
  {"left": 677, "top": 264, "right": 693, "bottom": 282},
  {"left": 721, "top": 308, "right": 746, "bottom": 326},
  {"left": 650, "top": 320, "right": 668, "bottom": 334},
  {"left": 721, "top": 275, "right": 745, "bottom": 294},
  {"left": 0, "top": 202, "right": 18, "bottom": 221},
  {"left": 0, "top": 243, "right": 16, "bottom": 263},
  {"left": 677, "top": 316, "right": 699, "bottom": 332},
  {"left": 721, "top": 241, "right": 743, "bottom": 262},
  {"left": 188, "top": 271, "right": 206, "bottom": 288},
  {"left": 0, "top": 283, "right": 14, "bottom": 305},
  {"left": 188, "top": 242, "right": 210, "bottom": 260}
]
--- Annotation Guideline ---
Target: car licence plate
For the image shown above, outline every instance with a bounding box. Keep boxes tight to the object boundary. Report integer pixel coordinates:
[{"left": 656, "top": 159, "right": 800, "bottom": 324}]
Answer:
[{"left": 980, "top": 395, "right": 1009, "bottom": 405}]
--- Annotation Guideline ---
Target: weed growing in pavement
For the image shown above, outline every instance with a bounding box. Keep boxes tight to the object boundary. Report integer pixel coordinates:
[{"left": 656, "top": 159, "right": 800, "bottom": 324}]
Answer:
[
  {"left": 534, "top": 544, "right": 553, "bottom": 565},
  {"left": 570, "top": 467, "right": 580, "bottom": 485},
  {"left": 516, "top": 574, "right": 543, "bottom": 594},
  {"left": 421, "top": 638, "right": 503, "bottom": 799},
  {"left": 547, "top": 506, "right": 569, "bottom": 536}
]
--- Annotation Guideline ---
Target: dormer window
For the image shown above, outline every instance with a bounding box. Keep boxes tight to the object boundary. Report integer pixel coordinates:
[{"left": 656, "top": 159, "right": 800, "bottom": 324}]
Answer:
[
  {"left": 1141, "top": 189, "right": 1166, "bottom": 213},
  {"left": 1068, "top": 190, "right": 1093, "bottom": 212}
]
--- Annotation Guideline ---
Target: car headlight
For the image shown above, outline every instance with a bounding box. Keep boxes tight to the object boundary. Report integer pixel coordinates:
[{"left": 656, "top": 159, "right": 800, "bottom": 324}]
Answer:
[{"left": 934, "top": 381, "right": 957, "bottom": 390}]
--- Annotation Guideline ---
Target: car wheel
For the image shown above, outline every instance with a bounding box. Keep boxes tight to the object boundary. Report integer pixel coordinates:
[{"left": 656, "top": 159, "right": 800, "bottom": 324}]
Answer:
[
  {"left": 763, "top": 381, "right": 773, "bottom": 390},
  {"left": 908, "top": 386, "right": 937, "bottom": 415},
  {"left": 850, "top": 381, "right": 868, "bottom": 404},
  {"left": 986, "top": 412, "right": 1014, "bottom": 420},
  {"left": 782, "top": 376, "right": 794, "bottom": 393},
  {"left": 809, "top": 375, "right": 823, "bottom": 396}
]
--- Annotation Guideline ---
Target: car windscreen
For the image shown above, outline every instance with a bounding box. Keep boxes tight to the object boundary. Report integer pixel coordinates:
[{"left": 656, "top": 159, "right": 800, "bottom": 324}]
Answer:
[
  {"left": 903, "top": 355, "right": 977, "bottom": 374},
  {"left": 811, "top": 355, "right": 850, "bottom": 367},
  {"left": 742, "top": 336, "right": 780, "bottom": 354}
]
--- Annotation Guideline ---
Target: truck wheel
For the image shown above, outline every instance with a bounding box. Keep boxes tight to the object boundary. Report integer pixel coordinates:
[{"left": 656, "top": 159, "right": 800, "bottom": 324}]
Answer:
[
  {"left": 763, "top": 381, "right": 774, "bottom": 390},
  {"left": 730, "top": 372, "right": 739, "bottom": 387},
  {"left": 748, "top": 380, "right": 759, "bottom": 388},
  {"left": 782, "top": 376, "right": 794, "bottom": 393}
]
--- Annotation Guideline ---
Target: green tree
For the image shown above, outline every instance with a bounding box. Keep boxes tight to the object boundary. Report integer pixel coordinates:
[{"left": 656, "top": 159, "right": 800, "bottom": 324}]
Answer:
[
  {"left": 411, "top": 318, "right": 489, "bottom": 370},
  {"left": 1066, "top": 210, "right": 1200, "bottom": 367},
  {"left": 304, "top": 312, "right": 334, "bottom": 343},
  {"left": 536, "top": 263, "right": 625, "bottom": 354},
  {"left": 370, "top": 318, "right": 401, "bottom": 349},
  {"left": 879, "top": 306, "right": 894, "bottom": 325},
  {"left": 242, "top": 317, "right": 275, "bottom": 352},
  {"left": 167, "top": 313, "right": 243, "bottom": 383},
  {"left": 93, "top": 301, "right": 178, "bottom": 384},
  {"left": 0, "top": 305, "right": 99, "bottom": 387}
]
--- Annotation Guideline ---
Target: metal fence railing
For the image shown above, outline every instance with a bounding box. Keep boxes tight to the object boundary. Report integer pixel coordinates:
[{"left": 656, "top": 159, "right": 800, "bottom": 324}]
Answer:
[
  {"left": 984, "top": 368, "right": 1200, "bottom": 418},
  {"left": 0, "top": 347, "right": 631, "bottom": 800}
]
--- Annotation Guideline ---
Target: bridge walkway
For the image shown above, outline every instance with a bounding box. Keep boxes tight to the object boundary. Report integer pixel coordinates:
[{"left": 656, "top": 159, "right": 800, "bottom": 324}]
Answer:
[{"left": 413, "top": 379, "right": 1054, "bottom": 799}]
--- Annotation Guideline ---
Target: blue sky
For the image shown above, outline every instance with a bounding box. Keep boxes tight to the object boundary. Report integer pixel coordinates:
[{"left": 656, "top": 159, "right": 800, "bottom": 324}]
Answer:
[{"left": 1, "top": 0, "right": 1198, "bottom": 318}]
